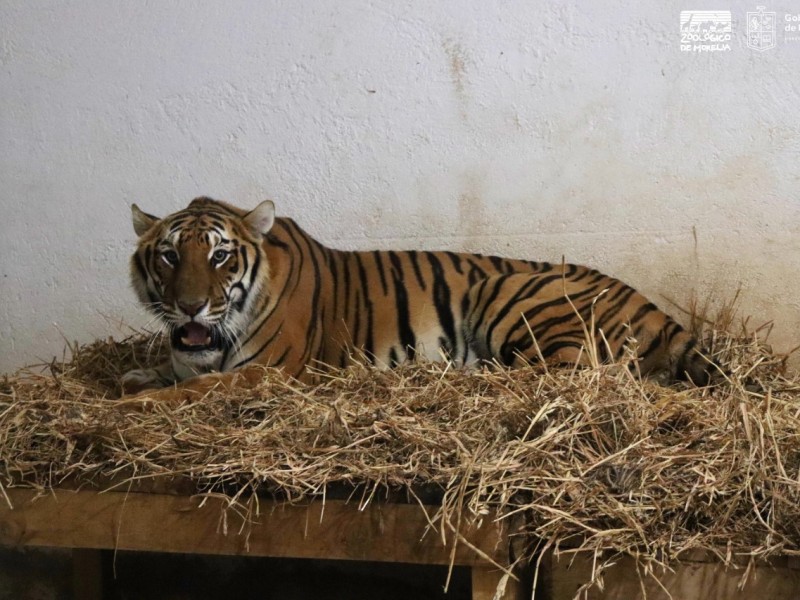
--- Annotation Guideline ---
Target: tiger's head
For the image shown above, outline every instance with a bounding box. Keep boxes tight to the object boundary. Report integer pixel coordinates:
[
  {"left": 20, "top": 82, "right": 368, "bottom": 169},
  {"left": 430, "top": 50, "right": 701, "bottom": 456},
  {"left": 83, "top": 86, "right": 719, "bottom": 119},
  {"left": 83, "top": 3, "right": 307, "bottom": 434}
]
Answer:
[{"left": 129, "top": 197, "right": 275, "bottom": 374}]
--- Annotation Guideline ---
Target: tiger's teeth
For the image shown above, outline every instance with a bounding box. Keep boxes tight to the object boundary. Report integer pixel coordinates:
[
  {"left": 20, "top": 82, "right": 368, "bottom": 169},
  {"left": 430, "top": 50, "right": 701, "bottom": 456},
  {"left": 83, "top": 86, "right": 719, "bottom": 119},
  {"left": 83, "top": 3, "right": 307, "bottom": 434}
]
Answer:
[{"left": 180, "top": 335, "right": 212, "bottom": 346}]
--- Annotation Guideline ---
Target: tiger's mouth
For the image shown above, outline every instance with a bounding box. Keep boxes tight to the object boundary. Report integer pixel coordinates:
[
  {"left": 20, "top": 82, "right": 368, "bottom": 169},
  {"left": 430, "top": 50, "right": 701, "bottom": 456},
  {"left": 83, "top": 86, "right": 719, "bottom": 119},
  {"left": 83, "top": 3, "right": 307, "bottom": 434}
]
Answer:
[{"left": 171, "top": 322, "right": 222, "bottom": 352}]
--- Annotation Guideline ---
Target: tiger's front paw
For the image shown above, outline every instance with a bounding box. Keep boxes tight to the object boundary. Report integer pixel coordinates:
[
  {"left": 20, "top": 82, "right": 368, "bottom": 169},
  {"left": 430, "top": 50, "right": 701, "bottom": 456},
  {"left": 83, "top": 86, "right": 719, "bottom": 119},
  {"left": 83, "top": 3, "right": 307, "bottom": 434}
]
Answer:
[
  {"left": 118, "top": 369, "right": 183, "bottom": 411},
  {"left": 121, "top": 368, "right": 169, "bottom": 394},
  {"left": 117, "top": 372, "right": 226, "bottom": 412}
]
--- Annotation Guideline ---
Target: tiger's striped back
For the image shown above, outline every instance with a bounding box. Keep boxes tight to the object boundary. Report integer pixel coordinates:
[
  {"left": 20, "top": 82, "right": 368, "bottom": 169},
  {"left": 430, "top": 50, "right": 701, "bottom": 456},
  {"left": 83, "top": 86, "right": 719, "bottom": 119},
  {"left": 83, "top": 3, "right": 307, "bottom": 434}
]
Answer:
[{"left": 231, "top": 216, "right": 553, "bottom": 376}]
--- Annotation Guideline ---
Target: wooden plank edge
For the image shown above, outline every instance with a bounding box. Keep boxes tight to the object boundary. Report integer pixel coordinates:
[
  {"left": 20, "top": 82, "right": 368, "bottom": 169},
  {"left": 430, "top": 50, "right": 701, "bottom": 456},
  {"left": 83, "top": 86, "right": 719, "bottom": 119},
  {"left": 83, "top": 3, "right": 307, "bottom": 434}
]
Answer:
[{"left": 0, "top": 488, "right": 510, "bottom": 567}]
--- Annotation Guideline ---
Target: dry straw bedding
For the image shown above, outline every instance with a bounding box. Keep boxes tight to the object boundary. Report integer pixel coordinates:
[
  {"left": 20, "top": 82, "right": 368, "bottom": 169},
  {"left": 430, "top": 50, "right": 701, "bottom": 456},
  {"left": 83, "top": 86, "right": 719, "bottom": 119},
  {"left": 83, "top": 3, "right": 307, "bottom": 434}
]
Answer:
[{"left": 1, "top": 316, "right": 800, "bottom": 588}]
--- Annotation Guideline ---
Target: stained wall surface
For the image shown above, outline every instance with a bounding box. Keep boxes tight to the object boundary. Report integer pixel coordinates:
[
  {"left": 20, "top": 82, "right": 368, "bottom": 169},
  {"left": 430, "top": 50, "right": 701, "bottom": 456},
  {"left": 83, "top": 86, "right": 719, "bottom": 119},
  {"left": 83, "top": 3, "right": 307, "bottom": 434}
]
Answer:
[{"left": 2, "top": 2, "right": 799, "bottom": 371}]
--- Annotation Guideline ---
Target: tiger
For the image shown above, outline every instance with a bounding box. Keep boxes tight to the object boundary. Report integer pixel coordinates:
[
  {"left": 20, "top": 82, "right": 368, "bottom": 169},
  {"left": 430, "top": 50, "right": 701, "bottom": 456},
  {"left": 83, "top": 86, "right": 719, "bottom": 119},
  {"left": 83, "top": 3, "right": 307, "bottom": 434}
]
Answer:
[{"left": 122, "top": 196, "right": 712, "bottom": 394}]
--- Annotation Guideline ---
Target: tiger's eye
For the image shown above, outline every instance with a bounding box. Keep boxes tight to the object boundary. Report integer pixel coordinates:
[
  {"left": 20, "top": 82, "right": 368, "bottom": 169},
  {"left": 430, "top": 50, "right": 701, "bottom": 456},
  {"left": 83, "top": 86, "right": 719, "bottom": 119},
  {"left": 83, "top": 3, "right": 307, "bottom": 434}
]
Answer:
[
  {"left": 161, "top": 250, "right": 179, "bottom": 266},
  {"left": 212, "top": 249, "right": 229, "bottom": 264}
]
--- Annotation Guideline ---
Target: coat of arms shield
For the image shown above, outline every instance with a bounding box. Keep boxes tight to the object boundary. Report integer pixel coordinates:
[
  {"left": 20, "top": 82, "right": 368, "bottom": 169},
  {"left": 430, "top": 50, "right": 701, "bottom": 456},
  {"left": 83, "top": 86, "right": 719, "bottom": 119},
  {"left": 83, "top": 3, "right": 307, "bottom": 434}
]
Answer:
[{"left": 747, "top": 6, "right": 776, "bottom": 51}]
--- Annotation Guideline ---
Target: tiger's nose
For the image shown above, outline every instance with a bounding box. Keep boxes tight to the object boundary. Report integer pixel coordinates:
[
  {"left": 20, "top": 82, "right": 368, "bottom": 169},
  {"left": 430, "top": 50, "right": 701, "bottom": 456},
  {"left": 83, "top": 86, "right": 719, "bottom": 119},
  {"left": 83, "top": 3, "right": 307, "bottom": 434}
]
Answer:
[{"left": 177, "top": 300, "right": 207, "bottom": 317}]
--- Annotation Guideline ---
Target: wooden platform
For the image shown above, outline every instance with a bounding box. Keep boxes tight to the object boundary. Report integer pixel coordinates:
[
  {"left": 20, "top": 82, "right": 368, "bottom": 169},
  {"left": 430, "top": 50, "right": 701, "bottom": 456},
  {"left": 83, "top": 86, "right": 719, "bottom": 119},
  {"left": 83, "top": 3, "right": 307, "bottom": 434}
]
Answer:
[
  {"left": 545, "top": 549, "right": 800, "bottom": 600},
  {"left": 3, "top": 487, "right": 800, "bottom": 599},
  {"left": 0, "top": 487, "right": 523, "bottom": 600}
]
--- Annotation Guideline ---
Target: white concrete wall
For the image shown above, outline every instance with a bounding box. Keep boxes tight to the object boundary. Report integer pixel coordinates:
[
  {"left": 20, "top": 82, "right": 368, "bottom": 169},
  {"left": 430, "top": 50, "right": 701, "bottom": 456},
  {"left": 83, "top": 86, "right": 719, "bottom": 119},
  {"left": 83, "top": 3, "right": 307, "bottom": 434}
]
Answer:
[{"left": 1, "top": 1, "right": 799, "bottom": 372}]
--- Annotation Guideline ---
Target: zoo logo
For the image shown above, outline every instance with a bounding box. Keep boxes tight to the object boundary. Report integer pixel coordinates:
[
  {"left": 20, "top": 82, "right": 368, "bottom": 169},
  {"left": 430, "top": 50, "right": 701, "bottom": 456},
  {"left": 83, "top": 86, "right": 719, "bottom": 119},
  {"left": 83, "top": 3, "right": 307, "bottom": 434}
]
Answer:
[
  {"left": 680, "top": 10, "right": 732, "bottom": 52},
  {"left": 746, "top": 6, "right": 776, "bottom": 51}
]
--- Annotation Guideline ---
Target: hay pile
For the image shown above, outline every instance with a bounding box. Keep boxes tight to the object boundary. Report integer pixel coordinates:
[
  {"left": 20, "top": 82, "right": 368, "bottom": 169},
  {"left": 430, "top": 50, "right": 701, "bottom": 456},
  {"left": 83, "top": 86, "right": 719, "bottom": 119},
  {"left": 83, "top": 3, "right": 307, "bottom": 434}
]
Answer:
[{"left": 1, "top": 315, "right": 799, "bottom": 591}]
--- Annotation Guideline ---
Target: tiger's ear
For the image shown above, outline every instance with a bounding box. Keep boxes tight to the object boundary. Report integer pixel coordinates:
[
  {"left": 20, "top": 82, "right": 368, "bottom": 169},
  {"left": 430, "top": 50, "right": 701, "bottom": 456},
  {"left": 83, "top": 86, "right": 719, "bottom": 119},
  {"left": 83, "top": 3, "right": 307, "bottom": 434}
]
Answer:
[
  {"left": 131, "top": 204, "right": 160, "bottom": 237},
  {"left": 243, "top": 200, "right": 275, "bottom": 236}
]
